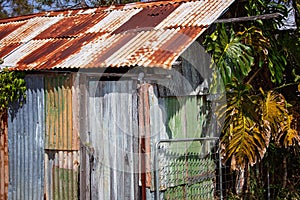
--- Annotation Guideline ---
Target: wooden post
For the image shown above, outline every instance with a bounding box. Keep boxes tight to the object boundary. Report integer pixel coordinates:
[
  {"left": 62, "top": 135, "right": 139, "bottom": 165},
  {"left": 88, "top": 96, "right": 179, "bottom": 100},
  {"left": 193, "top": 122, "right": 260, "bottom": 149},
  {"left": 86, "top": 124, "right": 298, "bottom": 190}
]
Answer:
[
  {"left": 138, "top": 82, "right": 152, "bottom": 200},
  {"left": 79, "top": 74, "right": 90, "bottom": 200}
]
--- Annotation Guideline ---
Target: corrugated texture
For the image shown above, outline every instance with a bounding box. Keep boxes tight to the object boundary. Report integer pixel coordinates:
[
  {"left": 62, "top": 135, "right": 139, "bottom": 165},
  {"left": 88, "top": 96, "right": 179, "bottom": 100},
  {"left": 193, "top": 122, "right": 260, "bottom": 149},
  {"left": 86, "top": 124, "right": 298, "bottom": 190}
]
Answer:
[
  {"left": 45, "top": 150, "right": 79, "bottom": 200},
  {"left": 0, "top": 113, "right": 8, "bottom": 200},
  {"left": 7, "top": 75, "right": 45, "bottom": 200},
  {"left": 45, "top": 74, "right": 79, "bottom": 150},
  {"left": 163, "top": 96, "right": 208, "bottom": 152},
  {"left": 148, "top": 85, "right": 169, "bottom": 193},
  {"left": 1, "top": 17, "right": 62, "bottom": 44},
  {"left": 0, "top": 43, "right": 22, "bottom": 58},
  {"left": 0, "top": 21, "right": 26, "bottom": 41},
  {"left": 85, "top": 80, "right": 139, "bottom": 199},
  {"left": 0, "top": 0, "right": 235, "bottom": 70}
]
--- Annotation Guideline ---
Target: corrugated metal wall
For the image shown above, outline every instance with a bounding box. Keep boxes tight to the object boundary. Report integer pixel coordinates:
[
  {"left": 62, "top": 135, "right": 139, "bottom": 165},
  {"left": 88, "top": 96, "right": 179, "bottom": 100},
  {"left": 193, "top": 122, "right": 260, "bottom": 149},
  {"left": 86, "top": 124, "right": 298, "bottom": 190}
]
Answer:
[
  {"left": 44, "top": 74, "right": 79, "bottom": 200},
  {"left": 45, "top": 74, "right": 79, "bottom": 150},
  {"left": 164, "top": 96, "right": 207, "bottom": 139},
  {"left": 7, "top": 74, "right": 80, "bottom": 200},
  {"left": 0, "top": 113, "right": 8, "bottom": 200},
  {"left": 8, "top": 75, "right": 45, "bottom": 200},
  {"left": 44, "top": 150, "right": 79, "bottom": 200},
  {"left": 85, "top": 80, "right": 139, "bottom": 200}
]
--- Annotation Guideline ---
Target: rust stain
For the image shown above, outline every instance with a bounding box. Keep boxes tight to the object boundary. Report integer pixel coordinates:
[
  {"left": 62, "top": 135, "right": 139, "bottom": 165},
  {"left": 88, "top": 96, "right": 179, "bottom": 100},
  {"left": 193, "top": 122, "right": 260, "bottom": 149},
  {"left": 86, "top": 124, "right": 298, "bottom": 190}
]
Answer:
[
  {"left": 19, "top": 39, "right": 66, "bottom": 65},
  {"left": 89, "top": 32, "right": 137, "bottom": 67},
  {"left": 112, "top": 3, "right": 179, "bottom": 34},
  {"left": 0, "top": 22, "right": 26, "bottom": 41},
  {"left": 0, "top": 112, "right": 8, "bottom": 200},
  {"left": 37, "top": 33, "right": 98, "bottom": 70},
  {"left": 0, "top": 13, "right": 44, "bottom": 24},
  {"left": 34, "top": 13, "right": 108, "bottom": 39},
  {"left": 150, "top": 26, "right": 204, "bottom": 67},
  {"left": 0, "top": 0, "right": 235, "bottom": 70},
  {"left": 16, "top": 33, "right": 99, "bottom": 70},
  {"left": 0, "top": 43, "right": 21, "bottom": 58}
]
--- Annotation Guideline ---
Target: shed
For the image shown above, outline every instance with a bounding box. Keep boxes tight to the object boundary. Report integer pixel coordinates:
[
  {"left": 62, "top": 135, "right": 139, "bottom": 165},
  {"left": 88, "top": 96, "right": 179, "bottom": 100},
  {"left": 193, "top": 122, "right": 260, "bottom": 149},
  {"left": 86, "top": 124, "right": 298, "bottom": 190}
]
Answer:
[{"left": 0, "top": 0, "right": 234, "bottom": 199}]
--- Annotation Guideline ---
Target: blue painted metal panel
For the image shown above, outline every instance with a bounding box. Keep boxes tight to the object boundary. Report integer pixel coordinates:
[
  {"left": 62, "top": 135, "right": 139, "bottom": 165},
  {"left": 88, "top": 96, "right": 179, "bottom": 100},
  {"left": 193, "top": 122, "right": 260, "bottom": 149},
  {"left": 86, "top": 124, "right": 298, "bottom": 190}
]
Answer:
[{"left": 8, "top": 75, "right": 45, "bottom": 200}]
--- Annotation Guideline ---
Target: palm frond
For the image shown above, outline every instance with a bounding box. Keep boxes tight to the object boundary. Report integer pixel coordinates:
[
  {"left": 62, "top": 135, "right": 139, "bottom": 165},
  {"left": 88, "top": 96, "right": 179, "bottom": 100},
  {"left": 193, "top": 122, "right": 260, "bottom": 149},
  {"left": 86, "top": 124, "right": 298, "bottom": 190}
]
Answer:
[
  {"left": 261, "top": 91, "right": 288, "bottom": 136},
  {"left": 205, "top": 24, "right": 254, "bottom": 86},
  {"left": 260, "top": 91, "right": 300, "bottom": 148},
  {"left": 220, "top": 81, "right": 270, "bottom": 170}
]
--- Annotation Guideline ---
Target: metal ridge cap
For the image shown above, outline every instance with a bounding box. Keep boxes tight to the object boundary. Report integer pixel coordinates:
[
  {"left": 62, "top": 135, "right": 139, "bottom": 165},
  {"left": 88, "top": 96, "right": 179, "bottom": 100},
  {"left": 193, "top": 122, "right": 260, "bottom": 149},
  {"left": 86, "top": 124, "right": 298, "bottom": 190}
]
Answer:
[
  {"left": 0, "top": 0, "right": 219, "bottom": 22},
  {"left": 0, "top": 12, "right": 45, "bottom": 24}
]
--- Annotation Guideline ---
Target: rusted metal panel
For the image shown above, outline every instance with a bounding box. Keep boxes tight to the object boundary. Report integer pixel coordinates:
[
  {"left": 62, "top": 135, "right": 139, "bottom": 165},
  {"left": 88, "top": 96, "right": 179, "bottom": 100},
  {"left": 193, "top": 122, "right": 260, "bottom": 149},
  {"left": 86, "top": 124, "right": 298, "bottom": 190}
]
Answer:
[
  {"left": 0, "top": 21, "right": 26, "bottom": 41},
  {"left": 156, "top": 0, "right": 229, "bottom": 29},
  {"left": 2, "top": 39, "right": 49, "bottom": 68},
  {"left": 45, "top": 74, "right": 79, "bottom": 150},
  {"left": 0, "top": 113, "right": 8, "bottom": 200},
  {"left": 4, "top": 27, "right": 205, "bottom": 70},
  {"left": 0, "top": 0, "right": 235, "bottom": 70},
  {"left": 84, "top": 80, "right": 139, "bottom": 199},
  {"left": 44, "top": 150, "right": 79, "bottom": 200},
  {"left": 0, "top": 43, "right": 21, "bottom": 59},
  {"left": 85, "top": 8, "right": 142, "bottom": 33},
  {"left": 34, "top": 14, "right": 108, "bottom": 39},
  {"left": 112, "top": 3, "right": 180, "bottom": 34},
  {"left": 0, "top": 17, "right": 61, "bottom": 44},
  {"left": 55, "top": 27, "right": 204, "bottom": 69},
  {"left": 7, "top": 75, "right": 45, "bottom": 200}
]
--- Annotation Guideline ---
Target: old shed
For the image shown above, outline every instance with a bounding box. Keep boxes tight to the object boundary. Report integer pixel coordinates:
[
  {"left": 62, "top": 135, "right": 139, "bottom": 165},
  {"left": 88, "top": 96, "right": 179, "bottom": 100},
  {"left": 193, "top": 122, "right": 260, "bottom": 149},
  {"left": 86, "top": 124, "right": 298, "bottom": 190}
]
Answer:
[{"left": 0, "top": 0, "right": 234, "bottom": 199}]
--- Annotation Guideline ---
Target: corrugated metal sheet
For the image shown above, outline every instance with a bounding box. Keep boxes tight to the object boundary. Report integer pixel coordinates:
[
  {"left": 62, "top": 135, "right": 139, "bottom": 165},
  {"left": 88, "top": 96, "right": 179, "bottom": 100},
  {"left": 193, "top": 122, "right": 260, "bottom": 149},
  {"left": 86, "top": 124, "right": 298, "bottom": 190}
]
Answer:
[
  {"left": 0, "top": 21, "right": 26, "bottom": 41},
  {"left": 0, "top": 113, "right": 8, "bottom": 200},
  {"left": 162, "top": 96, "right": 209, "bottom": 153},
  {"left": 45, "top": 74, "right": 79, "bottom": 150},
  {"left": 1, "top": 17, "right": 62, "bottom": 44},
  {"left": 164, "top": 96, "right": 205, "bottom": 139},
  {"left": 0, "top": 43, "right": 22, "bottom": 58},
  {"left": 45, "top": 150, "right": 79, "bottom": 200},
  {"left": 7, "top": 75, "right": 45, "bottom": 200},
  {"left": 85, "top": 80, "right": 139, "bottom": 199},
  {"left": 0, "top": 0, "right": 235, "bottom": 70}
]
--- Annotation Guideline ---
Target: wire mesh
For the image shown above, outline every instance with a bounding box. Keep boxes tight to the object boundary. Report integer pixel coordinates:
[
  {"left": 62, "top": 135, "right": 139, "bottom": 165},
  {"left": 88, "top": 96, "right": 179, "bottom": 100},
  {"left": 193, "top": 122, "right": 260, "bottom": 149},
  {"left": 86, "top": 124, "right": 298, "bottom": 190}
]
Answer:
[{"left": 154, "top": 138, "right": 225, "bottom": 200}]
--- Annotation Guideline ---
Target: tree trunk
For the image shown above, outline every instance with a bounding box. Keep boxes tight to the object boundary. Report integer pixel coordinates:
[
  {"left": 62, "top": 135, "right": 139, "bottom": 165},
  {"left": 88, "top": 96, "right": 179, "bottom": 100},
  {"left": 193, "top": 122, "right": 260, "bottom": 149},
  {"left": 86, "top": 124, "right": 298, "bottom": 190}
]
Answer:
[
  {"left": 242, "top": 164, "right": 249, "bottom": 194},
  {"left": 282, "top": 155, "right": 287, "bottom": 188}
]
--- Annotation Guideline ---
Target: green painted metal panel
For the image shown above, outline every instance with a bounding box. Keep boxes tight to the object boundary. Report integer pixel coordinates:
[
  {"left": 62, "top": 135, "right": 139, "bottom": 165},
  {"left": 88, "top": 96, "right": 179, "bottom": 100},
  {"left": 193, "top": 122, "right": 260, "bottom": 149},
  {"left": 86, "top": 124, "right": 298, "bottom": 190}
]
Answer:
[
  {"left": 164, "top": 96, "right": 209, "bottom": 153},
  {"left": 45, "top": 74, "right": 79, "bottom": 150}
]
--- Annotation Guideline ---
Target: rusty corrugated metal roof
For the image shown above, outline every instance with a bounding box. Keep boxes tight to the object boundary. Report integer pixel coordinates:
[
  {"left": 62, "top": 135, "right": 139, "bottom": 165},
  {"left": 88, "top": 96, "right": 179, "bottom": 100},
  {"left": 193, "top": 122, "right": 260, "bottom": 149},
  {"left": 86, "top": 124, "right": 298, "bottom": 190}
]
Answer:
[{"left": 0, "top": 0, "right": 234, "bottom": 70}]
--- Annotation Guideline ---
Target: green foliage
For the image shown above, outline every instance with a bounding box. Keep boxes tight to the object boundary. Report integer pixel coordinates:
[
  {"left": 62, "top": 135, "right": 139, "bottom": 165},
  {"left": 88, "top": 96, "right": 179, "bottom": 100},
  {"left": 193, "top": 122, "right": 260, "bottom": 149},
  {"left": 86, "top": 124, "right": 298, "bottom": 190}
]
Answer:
[
  {"left": 237, "top": 26, "right": 270, "bottom": 68},
  {"left": 205, "top": 0, "right": 300, "bottom": 171},
  {"left": 205, "top": 24, "right": 254, "bottom": 86},
  {"left": 265, "top": 146, "right": 300, "bottom": 199},
  {"left": 0, "top": 68, "right": 26, "bottom": 113},
  {"left": 242, "top": 0, "right": 291, "bottom": 85},
  {"left": 219, "top": 81, "right": 299, "bottom": 170},
  {"left": 205, "top": 24, "right": 288, "bottom": 87},
  {"left": 220, "top": 80, "right": 270, "bottom": 169},
  {"left": 244, "top": 0, "right": 288, "bottom": 30}
]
